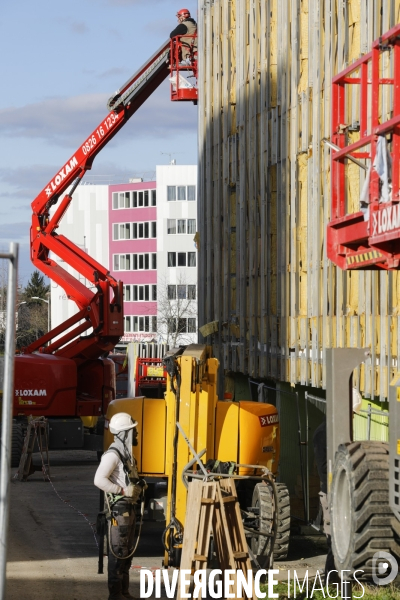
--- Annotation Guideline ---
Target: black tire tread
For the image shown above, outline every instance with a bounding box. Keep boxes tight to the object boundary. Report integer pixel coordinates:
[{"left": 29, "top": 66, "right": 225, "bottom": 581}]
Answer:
[
  {"left": 273, "top": 483, "right": 291, "bottom": 559},
  {"left": 331, "top": 441, "right": 400, "bottom": 578},
  {"left": 11, "top": 423, "right": 24, "bottom": 468},
  {"left": 252, "top": 481, "right": 290, "bottom": 561}
]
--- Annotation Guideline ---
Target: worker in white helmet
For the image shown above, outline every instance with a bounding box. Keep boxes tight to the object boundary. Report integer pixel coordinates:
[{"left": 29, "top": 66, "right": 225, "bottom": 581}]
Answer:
[
  {"left": 94, "top": 412, "right": 146, "bottom": 600},
  {"left": 170, "top": 8, "right": 197, "bottom": 64}
]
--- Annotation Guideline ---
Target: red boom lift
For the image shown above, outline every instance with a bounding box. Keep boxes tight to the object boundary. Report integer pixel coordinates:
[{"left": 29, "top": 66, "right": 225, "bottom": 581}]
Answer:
[
  {"left": 327, "top": 24, "right": 400, "bottom": 270},
  {"left": 12, "top": 37, "right": 197, "bottom": 463}
]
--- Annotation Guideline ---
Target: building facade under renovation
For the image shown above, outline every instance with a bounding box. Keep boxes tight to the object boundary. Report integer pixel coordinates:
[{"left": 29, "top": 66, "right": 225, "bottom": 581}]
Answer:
[{"left": 197, "top": 0, "right": 400, "bottom": 404}]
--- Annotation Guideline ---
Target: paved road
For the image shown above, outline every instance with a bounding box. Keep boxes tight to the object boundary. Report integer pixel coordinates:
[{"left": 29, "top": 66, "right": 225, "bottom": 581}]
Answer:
[
  {"left": 6, "top": 450, "right": 166, "bottom": 600},
  {"left": 5, "top": 450, "right": 327, "bottom": 600}
]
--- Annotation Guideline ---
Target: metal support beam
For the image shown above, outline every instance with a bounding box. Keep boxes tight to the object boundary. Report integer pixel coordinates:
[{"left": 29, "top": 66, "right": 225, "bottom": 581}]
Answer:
[{"left": 326, "top": 347, "right": 369, "bottom": 493}]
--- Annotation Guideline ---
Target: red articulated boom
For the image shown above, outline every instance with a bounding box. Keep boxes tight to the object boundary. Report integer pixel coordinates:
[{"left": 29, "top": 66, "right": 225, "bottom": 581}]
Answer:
[
  {"left": 327, "top": 24, "right": 400, "bottom": 270},
  {"left": 12, "top": 38, "right": 197, "bottom": 458}
]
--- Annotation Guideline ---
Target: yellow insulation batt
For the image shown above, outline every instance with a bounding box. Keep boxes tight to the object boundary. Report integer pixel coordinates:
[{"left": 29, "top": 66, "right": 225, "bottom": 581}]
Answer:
[{"left": 197, "top": 0, "right": 400, "bottom": 399}]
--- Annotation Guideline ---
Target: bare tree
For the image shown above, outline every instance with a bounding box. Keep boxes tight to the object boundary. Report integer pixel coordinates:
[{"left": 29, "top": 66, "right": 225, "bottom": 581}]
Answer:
[{"left": 156, "top": 273, "right": 198, "bottom": 347}]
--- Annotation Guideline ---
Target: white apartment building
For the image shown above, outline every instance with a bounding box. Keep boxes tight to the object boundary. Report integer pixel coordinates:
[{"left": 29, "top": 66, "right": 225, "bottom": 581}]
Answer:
[
  {"left": 156, "top": 164, "right": 198, "bottom": 346},
  {"left": 50, "top": 184, "right": 109, "bottom": 331},
  {"left": 50, "top": 165, "right": 198, "bottom": 348}
]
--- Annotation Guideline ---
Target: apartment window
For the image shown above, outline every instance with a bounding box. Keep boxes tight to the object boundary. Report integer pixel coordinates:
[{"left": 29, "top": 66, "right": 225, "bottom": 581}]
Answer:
[
  {"left": 177, "top": 186, "right": 186, "bottom": 201},
  {"left": 152, "top": 285, "right": 157, "bottom": 301},
  {"left": 177, "top": 253, "right": 186, "bottom": 266},
  {"left": 124, "top": 285, "right": 131, "bottom": 301},
  {"left": 167, "top": 186, "right": 176, "bottom": 201},
  {"left": 113, "top": 223, "right": 131, "bottom": 240},
  {"left": 188, "top": 285, "right": 196, "bottom": 299},
  {"left": 168, "top": 285, "right": 176, "bottom": 299},
  {"left": 132, "top": 285, "right": 151, "bottom": 301},
  {"left": 128, "top": 315, "right": 155, "bottom": 333},
  {"left": 132, "top": 221, "right": 156, "bottom": 239},
  {"left": 112, "top": 192, "right": 130, "bottom": 209},
  {"left": 187, "top": 219, "right": 196, "bottom": 234},
  {"left": 132, "top": 254, "right": 148, "bottom": 270},
  {"left": 188, "top": 318, "right": 196, "bottom": 333},
  {"left": 151, "top": 190, "right": 157, "bottom": 206},
  {"left": 177, "top": 285, "right": 186, "bottom": 299},
  {"left": 167, "top": 252, "right": 196, "bottom": 267},
  {"left": 167, "top": 218, "right": 196, "bottom": 234},
  {"left": 166, "top": 185, "right": 196, "bottom": 202},
  {"left": 124, "top": 316, "right": 132, "bottom": 332},
  {"left": 167, "top": 318, "right": 176, "bottom": 333},
  {"left": 132, "top": 253, "right": 156, "bottom": 270},
  {"left": 177, "top": 219, "right": 186, "bottom": 234},
  {"left": 178, "top": 318, "right": 187, "bottom": 333},
  {"left": 114, "top": 254, "right": 131, "bottom": 271},
  {"left": 167, "top": 219, "right": 176, "bottom": 234}
]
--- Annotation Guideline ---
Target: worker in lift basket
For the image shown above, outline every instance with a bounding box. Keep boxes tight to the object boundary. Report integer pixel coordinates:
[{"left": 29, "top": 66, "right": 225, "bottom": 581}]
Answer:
[
  {"left": 170, "top": 8, "right": 197, "bottom": 65},
  {"left": 94, "top": 413, "right": 146, "bottom": 600}
]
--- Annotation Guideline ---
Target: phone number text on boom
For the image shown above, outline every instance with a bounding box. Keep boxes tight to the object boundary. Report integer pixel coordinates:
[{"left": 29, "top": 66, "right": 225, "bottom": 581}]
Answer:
[{"left": 81, "top": 112, "right": 119, "bottom": 155}]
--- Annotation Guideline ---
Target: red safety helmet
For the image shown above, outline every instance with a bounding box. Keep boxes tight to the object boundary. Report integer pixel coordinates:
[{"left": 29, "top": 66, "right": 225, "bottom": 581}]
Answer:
[{"left": 177, "top": 8, "right": 190, "bottom": 17}]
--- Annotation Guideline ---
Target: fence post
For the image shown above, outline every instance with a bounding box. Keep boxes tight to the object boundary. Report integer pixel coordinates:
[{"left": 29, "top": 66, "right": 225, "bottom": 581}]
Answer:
[{"left": 0, "top": 242, "right": 19, "bottom": 600}]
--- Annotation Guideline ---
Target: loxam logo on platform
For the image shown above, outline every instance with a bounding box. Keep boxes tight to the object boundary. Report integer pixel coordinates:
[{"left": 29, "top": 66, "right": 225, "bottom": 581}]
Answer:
[
  {"left": 15, "top": 389, "right": 47, "bottom": 397},
  {"left": 45, "top": 156, "right": 78, "bottom": 197},
  {"left": 259, "top": 413, "right": 279, "bottom": 427},
  {"left": 372, "top": 203, "right": 400, "bottom": 236}
]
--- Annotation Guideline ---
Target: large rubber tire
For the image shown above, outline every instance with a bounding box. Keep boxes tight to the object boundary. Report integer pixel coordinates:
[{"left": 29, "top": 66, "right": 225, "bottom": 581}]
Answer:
[
  {"left": 330, "top": 441, "right": 400, "bottom": 579},
  {"left": 11, "top": 422, "right": 24, "bottom": 468},
  {"left": 274, "top": 483, "right": 291, "bottom": 559},
  {"left": 251, "top": 481, "right": 291, "bottom": 561}
]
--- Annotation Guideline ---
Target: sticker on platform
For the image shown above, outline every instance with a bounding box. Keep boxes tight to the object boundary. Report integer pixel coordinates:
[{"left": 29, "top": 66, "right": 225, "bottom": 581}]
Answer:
[
  {"left": 262, "top": 446, "right": 274, "bottom": 453},
  {"left": 258, "top": 413, "right": 279, "bottom": 427},
  {"left": 147, "top": 366, "right": 164, "bottom": 377}
]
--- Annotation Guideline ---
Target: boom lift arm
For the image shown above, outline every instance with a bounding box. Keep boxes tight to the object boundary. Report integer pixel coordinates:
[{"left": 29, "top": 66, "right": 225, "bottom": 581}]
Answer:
[{"left": 27, "top": 40, "right": 171, "bottom": 360}]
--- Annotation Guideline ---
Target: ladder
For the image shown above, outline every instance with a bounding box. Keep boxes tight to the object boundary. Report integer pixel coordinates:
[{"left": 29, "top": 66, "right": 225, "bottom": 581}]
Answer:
[
  {"left": 176, "top": 478, "right": 256, "bottom": 600},
  {"left": 17, "top": 417, "right": 50, "bottom": 481}
]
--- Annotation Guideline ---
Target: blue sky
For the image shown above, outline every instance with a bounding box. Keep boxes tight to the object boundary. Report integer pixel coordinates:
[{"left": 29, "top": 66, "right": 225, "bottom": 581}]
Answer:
[{"left": 0, "top": 0, "right": 198, "bottom": 284}]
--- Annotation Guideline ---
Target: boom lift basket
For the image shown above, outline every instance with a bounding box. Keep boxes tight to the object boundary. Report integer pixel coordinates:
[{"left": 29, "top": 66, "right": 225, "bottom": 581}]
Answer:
[
  {"left": 327, "top": 24, "right": 400, "bottom": 270},
  {"left": 169, "top": 35, "right": 198, "bottom": 103}
]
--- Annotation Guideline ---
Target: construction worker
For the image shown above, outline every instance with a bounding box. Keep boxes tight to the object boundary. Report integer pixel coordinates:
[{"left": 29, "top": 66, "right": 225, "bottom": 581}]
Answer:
[
  {"left": 94, "top": 412, "right": 145, "bottom": 600},
  {"left": 170, "top": 8, "right": 197, "bottom": 64}
]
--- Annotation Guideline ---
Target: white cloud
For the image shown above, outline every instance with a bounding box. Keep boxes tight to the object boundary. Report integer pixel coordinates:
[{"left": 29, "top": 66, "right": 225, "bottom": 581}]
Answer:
[{"left": 0, "top": 80, "right": 197, "bottom": 147}]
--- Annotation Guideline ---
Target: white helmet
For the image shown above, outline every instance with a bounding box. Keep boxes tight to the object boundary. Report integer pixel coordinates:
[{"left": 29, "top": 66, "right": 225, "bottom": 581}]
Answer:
[{"left": 109, "top": 412, "right": 138, "bottom": 434}]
